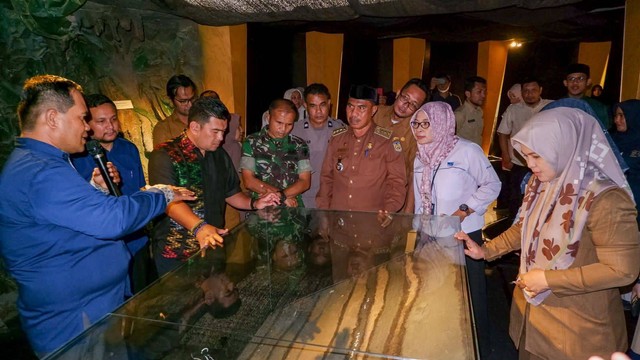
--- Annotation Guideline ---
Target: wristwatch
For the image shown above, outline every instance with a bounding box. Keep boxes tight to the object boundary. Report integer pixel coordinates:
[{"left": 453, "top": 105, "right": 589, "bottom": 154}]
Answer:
[{"left": 459, "top": 204, "right": 471, "bottom": 215}]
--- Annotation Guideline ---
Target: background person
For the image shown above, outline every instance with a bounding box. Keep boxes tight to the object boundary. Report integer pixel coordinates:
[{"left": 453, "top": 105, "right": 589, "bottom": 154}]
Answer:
[
  {"left": 290, "top": 83, "right": 345, "bottom": 208},
  {"left": 457, "top": 107, "right": 640, "bottom": 360},
  {"left": 611, "top": 99, "right": 640, "bottom": 226},
  {"left": 153, "top": 74, "right": 198, "bottom": 147},
  {"left": 72, "top": 94, "right": 153, "bottom": 293},
  {"left": 455, "top": 76, "right": 487, "bottom": 146}
]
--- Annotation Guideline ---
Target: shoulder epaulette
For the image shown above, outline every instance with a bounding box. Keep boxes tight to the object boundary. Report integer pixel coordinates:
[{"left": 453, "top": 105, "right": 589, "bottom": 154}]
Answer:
[
  {"left": 374, "top": 126, "right": 392, "bottom": 139},
  {"left": 332, "top": 127, "right": 348, "bottom": 137}
]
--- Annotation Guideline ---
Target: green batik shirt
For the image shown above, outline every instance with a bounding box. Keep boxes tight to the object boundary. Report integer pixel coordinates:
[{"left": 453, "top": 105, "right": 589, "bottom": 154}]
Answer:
[{"left": 240, "top": 127, "right": 311, "bottom": 206}]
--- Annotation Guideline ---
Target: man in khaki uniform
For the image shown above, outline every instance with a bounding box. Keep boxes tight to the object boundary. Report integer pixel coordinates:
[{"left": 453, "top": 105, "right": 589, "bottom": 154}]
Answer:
[
  {"left": 455, "top": 76, "right": 487, "bottom": 147},
  {"left": 373, "top": 78, "right": 428, "bottom": 212},
  {"left": 317, "top": 85, "right": 407, "bottom": 213},
  {"left": 152, "top": 75, "right": 197, "bottom": 147}
]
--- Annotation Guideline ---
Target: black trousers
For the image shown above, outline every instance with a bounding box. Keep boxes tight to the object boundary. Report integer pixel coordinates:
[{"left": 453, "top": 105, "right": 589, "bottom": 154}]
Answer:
[
  {"left": 507, "top": 164, "right": 530, "bottom": 221},
  {"left": 466, "top": 229, "right": 490, "bottom": 359}
]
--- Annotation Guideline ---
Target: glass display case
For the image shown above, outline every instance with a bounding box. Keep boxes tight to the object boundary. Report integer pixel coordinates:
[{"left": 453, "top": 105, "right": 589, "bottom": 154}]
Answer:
[{"left": 45, "top": 209, "right": 477, "bottom": 359}]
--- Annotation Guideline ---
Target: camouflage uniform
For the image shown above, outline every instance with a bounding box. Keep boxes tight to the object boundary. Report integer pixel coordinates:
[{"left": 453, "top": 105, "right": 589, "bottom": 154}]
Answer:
[{"left": 240, "top": 127, "right": 312, "bottom": 206}]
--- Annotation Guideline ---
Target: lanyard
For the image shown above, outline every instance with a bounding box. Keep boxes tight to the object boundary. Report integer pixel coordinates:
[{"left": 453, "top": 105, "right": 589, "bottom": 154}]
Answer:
[{"left": 430, "top": 162, "right": 442, "bottom": 214}]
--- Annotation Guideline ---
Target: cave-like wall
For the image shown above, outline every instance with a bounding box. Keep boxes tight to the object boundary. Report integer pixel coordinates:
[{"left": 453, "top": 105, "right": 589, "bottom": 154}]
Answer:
[{"left": 0, "top": 1, "right": 203, "bottom": 171}]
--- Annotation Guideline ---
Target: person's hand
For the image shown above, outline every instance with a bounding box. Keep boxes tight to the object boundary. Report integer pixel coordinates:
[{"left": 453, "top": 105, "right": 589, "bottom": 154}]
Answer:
[
  {"left": 258, "top": 183, "right": 279, "bottom": 195},
  {"left": 169, "top": 186, "right": 196, "bottom": 202},
  {"left": 195, "top": 224, "right": 228, "bottom": 255},
  {"left": 501, "top": 157, "right": 513, "bottom": 171},
  {"left": 92, "top": 162, "right": 121, "bottom": 189},
  {"left": 377, "top": 210, "right": 393, "bottom": 228},
  {"left": 454, "top": 231, "right": 485, "bottom": 259},
  {"left": 284, "top": 197, "right": 298, "bottom": 207},
  {"left": 451, "top": 209, "right": 467, "bottom": 222},
  {"left": 631, "top": 282, "right": 640, "bottom": 300},
  {"left": 254, "top": 192, "right": 280, "bottom": 209},
  {"left": 517, "top": 269, "right": 549, "bottom": 297},
  {"left": 588, "top": 352, "right": 632, "bottom": 360}
]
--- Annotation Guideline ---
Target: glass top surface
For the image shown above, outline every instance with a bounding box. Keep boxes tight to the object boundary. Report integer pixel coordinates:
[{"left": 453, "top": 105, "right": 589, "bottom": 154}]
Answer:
[{"left": 46, "top": 208, "right": 476, "bottom": 359}]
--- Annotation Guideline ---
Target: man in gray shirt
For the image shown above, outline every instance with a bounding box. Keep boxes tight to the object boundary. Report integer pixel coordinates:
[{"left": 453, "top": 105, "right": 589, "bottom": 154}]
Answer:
[{"left": 291, "top": 83, "right": 345, "bottom": 208}]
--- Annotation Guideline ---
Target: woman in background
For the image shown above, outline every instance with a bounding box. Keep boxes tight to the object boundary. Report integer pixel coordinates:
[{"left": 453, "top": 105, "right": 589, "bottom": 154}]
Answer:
[{"left": 611, "top": 99, "right": 640, "bottom": 225}]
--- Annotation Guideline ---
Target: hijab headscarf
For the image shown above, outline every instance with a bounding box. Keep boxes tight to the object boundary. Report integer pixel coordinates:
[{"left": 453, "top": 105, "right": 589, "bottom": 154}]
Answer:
[
  {"left": 411, "top": 101, "right": 459, "bottom": 215},
  {"left": 542, "top": 98, "right": 629, "bottom": 172},
  {"left": 511, "top": 107, "right": 632, "bottom": 305},
  {"left": 283, "top": 88, "right": 306, "bottom": 121},
  {"left": 283, "top": 88, "right": 303, "bottom": 106},
  {"left": 611, "top": 99, "right": 640, "bottom": 154}
]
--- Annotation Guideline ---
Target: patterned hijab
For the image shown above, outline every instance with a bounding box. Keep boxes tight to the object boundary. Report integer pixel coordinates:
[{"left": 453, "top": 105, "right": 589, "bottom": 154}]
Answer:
[
  {"left": 511, "top": 107, "right": 632, "bottom": 305},
  {"left": 411, "top": 101, "right": 459, "bottom": 215}
]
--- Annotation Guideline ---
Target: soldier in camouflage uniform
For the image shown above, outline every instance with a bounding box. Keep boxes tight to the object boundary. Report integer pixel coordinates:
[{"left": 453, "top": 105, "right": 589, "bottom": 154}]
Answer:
[{"left": 240, "top": 99, "right": 312, "bottom": 207}]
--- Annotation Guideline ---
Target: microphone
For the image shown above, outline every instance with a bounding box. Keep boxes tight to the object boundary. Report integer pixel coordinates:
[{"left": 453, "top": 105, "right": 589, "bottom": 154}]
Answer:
[{"left": 86, "top": 139, "right": 122, "bottom": 196}]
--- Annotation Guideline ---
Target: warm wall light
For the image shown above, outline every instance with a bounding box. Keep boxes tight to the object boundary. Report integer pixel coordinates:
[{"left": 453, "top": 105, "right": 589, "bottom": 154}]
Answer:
[{"left": 510, "top": 40, "right": 523, "bottom": 48}]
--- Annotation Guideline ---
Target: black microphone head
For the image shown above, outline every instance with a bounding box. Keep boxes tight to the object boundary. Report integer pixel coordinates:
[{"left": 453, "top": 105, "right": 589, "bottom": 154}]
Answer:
[{"left": 86, "top": 139, "right": 103, "bottom": 156}]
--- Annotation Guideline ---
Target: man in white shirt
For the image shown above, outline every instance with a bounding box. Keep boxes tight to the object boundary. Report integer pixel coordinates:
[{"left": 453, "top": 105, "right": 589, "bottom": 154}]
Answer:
[{"left": 497, "top": 77, "right": 552, "bottom": 220}]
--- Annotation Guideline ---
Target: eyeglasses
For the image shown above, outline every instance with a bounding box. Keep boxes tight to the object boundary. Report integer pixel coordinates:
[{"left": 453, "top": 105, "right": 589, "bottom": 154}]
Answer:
[
  {"left": 410, "top": 121, "right": 430, "bottom": 129},
  {"left": 398, "top": 93, "right": 420, "bottom": 112},
  {"left": 175, "top": 97, "right": 196, "bottom": 105},
  {"left": 566, "top": 76, "right": 587, "bottom": 83}
]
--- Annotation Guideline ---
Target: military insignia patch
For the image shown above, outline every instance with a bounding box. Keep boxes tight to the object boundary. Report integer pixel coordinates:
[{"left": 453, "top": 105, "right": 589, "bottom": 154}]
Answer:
[
  {"left": 374, "top": 126, "right": 392, "bottom": 139},
  {"left": 332, "top": 127, "right": 347, "bottom": 137},
  {"left": 393, "top": 140, "right": 402, "bottom": 152}
]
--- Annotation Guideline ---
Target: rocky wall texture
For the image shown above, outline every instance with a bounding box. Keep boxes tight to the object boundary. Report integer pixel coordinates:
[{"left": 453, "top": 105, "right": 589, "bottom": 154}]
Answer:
[
  {"left": 0, "top": 0, "right": 203, "bottom": 171},
  {"left": 0, "top": 0, "right": 203, "bottom": 334}
]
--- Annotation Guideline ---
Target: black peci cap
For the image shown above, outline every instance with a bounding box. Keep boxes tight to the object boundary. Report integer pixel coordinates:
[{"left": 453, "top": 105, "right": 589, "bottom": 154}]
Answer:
[
  {"left": 565, "top": 63, "right": 590, "bottom": 77},
  {"left": 348, "top": 85, "right": 378, "bottom": 104}
]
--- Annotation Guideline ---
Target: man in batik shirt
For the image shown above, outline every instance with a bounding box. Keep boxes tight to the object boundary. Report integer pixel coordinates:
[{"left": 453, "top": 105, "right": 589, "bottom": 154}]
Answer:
[
  {"left": 240, "top": 99, "right": 312, "bottom": 207},
  {"left": 149, "top": 97, "right": 279, "bottom": 275}
]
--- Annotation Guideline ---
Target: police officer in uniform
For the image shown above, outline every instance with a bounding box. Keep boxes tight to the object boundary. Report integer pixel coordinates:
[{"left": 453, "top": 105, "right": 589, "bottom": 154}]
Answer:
[
  {"left": 316, "top": 85, "right": 407, "bottom": 214},
  {"left": 291, "top": 83, "right": 346, "bottom": 208}
]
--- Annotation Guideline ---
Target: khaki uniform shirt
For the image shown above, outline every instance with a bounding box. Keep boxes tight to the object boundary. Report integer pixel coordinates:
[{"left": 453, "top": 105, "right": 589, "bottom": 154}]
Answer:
[
  {"left": 153, "top": 112, "right": 186, "bottom": 148},
  {"left": 316, "top": 125, "right": 407, "bottom": 212},
  {"left": 373, "top": 105, "right": 418, "bottom": 183},
  {"left": 454, "top": 100, "right": 484, "bottom": 147}
]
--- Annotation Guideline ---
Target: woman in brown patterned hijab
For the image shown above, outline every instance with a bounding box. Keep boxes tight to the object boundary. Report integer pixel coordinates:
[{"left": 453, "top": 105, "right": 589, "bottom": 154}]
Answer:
[{"left": 457, "top": 107, "right": 639, "bottom": 360}]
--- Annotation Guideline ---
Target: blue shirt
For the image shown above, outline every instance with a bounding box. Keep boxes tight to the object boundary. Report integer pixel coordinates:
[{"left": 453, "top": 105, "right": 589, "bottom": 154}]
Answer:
[
  {"left": 72, "top": 137, "right": 148, "bottom": 254},
  {"left": 0, "top": 138, "right": 167, "bottom": 354}
]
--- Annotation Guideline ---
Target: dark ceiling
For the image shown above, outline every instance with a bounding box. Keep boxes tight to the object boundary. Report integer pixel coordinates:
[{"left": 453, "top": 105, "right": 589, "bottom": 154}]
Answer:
[{"left": 90, "top": 0, "right": 626, "bottom": 42}]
